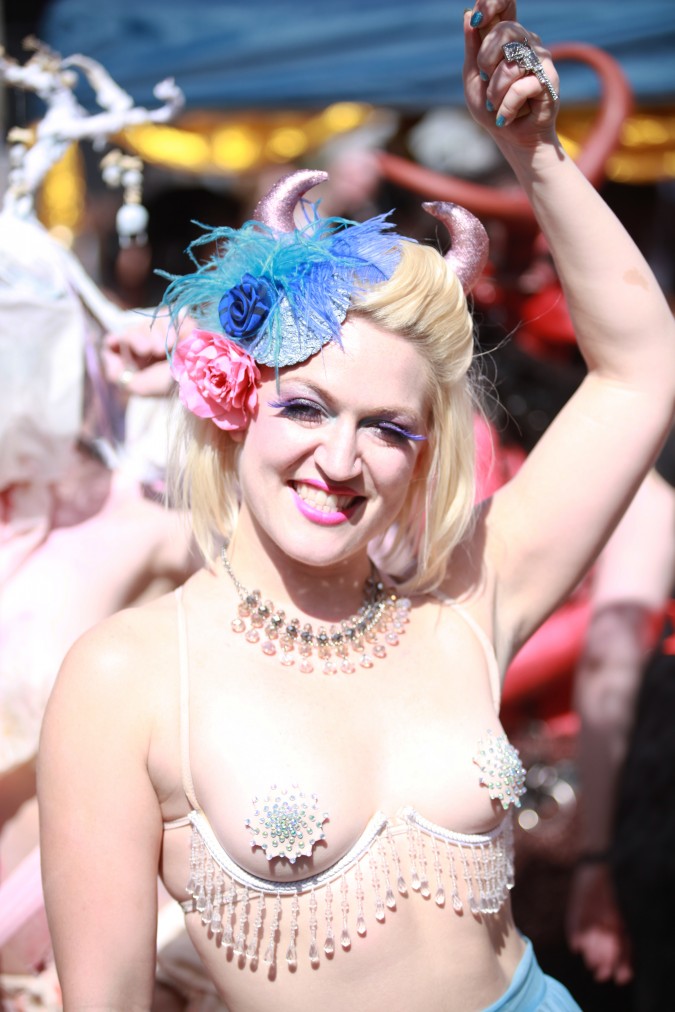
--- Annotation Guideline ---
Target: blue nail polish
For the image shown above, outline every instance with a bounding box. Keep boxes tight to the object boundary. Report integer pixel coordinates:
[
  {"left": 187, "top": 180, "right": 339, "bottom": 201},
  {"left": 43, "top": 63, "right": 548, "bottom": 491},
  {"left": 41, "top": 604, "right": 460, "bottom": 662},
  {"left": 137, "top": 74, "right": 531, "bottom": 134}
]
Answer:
[
  {"left": 495, "top": 114, "right": 506, "bottom": 128},
  {"left": 479, "top": 70, "right": 489, "bottom": 82},
  {"left": 485, "top": 99, "right": 494, "bottom": 112},
  {"left": 470, "top": 10, "right": 484, "bottom": 28}
]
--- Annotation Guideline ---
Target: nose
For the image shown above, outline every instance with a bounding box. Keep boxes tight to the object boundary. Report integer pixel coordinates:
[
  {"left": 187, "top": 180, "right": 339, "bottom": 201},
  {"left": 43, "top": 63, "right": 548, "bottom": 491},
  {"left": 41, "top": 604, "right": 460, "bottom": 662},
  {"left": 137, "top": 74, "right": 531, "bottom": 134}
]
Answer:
[{"left": 313, "top": 419, "right": 362, "bottom": 482}]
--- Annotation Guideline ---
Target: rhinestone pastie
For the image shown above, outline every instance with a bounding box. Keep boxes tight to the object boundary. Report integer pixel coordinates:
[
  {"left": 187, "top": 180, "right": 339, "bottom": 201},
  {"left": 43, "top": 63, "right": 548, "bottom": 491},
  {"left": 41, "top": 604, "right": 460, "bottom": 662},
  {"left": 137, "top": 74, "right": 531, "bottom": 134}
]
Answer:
[
  {"left": 473, "top": 730, "right": 527, "bottom": 810},
  {"left": 246, "top": 786, "right": 329, "bottom": 863}
]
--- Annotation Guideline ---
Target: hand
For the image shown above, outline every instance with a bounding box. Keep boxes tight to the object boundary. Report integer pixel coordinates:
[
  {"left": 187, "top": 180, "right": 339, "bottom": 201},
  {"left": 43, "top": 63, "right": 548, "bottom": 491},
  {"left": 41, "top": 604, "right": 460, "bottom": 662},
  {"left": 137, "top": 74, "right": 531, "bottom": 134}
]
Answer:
[
  {"left": 566, "top": 863, "right": 633, "bottom": 985},
  {"left": 101, "top": 313, "right": 192, "bottom": 398},
  {"left": 463, "top": 2, "right": 559, "bottom": 150}
]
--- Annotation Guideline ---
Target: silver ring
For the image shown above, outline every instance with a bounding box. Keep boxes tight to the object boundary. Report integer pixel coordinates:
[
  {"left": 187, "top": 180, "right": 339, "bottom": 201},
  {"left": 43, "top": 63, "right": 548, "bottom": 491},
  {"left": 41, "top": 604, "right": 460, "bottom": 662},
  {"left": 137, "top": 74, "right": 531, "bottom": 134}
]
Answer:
[{"left": 502, "top": 37, "right": 559, "bottom": 102}]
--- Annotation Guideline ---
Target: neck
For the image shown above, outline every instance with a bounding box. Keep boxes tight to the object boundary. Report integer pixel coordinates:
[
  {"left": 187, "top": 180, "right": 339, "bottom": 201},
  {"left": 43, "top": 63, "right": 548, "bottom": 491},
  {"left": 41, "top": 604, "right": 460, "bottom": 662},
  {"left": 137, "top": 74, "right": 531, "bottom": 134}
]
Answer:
[{"left": 223, "top": 513, "right": 375, "bottom": 625}]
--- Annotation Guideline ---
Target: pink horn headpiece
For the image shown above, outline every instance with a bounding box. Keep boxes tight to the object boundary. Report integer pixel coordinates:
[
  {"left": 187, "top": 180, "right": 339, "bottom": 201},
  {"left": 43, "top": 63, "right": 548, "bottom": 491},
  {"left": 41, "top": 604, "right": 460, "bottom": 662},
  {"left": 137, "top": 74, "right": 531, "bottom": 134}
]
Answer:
[
  {"left": 422, "top": 202, "right": 489, "bottom": 293},
  {"left": 254, "top": 169, "right": 329, "bottom": 231}
]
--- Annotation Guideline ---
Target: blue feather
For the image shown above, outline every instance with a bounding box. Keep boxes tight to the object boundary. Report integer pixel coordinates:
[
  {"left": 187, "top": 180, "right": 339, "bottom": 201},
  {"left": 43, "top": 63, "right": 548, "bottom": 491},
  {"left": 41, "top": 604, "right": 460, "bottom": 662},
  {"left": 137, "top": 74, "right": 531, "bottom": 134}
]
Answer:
[{"left": 160, "top": 202, "right": 413, "bottom": 369}]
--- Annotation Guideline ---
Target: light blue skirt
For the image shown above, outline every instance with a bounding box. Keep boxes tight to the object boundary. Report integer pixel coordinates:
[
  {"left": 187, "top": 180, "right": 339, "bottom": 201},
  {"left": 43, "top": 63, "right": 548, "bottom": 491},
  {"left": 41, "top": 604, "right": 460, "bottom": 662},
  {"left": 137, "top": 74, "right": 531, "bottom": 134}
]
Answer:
[{"left": 482, "top": 938, "right": 582, "bottom": 1011}]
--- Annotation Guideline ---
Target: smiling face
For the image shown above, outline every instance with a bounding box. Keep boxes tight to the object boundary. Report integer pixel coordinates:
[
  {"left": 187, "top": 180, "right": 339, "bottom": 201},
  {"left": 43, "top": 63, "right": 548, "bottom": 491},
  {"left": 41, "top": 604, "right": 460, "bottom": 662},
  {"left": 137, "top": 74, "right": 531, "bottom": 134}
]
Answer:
[{"left": 234, "top": 315, "right": 432, "bottom": 575}]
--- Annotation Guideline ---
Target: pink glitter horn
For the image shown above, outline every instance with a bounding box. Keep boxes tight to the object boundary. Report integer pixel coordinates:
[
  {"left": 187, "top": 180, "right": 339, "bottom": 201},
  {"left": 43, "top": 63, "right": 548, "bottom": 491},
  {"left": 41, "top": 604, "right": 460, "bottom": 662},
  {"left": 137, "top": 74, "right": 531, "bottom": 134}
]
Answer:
[
  {"left": 422, "top": 202, "right": 489, "bottom": 293},
  {"left": 253, "top": 170, "right": 488, "bottom": 293},
  {"left": 253, "top": 169, "right": 329, "bottom": 232}
]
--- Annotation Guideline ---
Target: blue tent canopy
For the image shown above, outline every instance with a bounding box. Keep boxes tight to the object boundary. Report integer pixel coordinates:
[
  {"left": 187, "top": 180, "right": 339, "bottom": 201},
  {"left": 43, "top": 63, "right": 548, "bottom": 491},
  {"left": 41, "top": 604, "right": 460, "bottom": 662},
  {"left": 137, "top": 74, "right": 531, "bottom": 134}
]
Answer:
[{"left": 39, "top": 0, "right": 675, "bottom": 112}]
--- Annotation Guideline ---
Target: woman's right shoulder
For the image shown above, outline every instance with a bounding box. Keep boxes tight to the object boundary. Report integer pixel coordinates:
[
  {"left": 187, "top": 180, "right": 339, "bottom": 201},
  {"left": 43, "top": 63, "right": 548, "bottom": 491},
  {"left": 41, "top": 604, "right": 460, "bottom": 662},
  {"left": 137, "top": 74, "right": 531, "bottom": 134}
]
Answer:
[{"left": 53, "top": 590, "right": 181, "bottom": 704}]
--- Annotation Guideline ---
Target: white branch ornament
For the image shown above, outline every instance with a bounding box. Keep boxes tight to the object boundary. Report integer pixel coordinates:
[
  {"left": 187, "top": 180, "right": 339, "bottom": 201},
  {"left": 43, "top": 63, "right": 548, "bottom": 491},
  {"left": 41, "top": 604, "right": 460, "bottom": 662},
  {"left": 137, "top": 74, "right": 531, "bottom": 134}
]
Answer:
[
  {"left": 0, "top": 41, "right": 184, "bottom": 485},
  {"left": 0, "top": 40, "right": 184, "bottom": 217}
]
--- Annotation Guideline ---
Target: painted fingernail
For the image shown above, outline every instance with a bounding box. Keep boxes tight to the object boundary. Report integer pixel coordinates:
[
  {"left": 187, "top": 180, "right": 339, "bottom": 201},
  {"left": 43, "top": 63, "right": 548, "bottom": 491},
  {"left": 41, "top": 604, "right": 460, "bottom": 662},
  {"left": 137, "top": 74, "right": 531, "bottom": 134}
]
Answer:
[
  {"left": 470, "top": 10, "right": 484, "bottom": 28},
  {"left": 486, "top": 99, "right": 494, "bottom": 112},
  {"left": 479, "top": 70, "right": 489, "bottom": 82},
  {"left": 495, "top": 114, "right": 506, "bottom": 128}
]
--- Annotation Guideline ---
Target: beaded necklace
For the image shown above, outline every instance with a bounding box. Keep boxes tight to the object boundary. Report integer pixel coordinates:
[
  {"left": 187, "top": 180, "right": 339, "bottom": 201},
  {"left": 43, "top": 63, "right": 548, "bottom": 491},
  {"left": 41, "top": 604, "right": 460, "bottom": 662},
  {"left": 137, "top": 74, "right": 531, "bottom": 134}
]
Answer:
[{"left": 221, "top": 546, "right": 411, "bottom": 674}]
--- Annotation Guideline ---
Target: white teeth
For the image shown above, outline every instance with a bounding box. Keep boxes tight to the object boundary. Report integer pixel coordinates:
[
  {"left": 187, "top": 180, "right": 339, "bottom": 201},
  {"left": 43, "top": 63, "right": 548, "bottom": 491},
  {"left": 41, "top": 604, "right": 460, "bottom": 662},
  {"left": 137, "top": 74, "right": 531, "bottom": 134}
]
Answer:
[{"left": 294, "top": 483, "right": 355, "bottom": 513}]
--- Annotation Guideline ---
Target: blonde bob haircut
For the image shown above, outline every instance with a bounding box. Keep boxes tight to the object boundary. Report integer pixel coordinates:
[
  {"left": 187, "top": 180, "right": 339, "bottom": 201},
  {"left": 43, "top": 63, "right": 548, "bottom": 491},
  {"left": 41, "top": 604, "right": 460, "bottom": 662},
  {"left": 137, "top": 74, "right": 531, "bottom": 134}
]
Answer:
[{"left": 168, "top": 239, "right": 480, "bottom": 595}]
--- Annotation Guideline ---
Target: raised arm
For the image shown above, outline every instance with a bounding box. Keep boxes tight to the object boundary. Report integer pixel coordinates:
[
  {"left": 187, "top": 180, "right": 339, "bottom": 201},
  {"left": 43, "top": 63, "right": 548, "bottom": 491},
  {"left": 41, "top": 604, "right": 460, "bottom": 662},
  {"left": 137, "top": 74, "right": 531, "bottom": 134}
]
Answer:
[
  {"left": 38, "top": 614, "right": 163, "bottom": 1010},
  {"left": 462, "top": 2, "right": 675, "bottom": 661}
]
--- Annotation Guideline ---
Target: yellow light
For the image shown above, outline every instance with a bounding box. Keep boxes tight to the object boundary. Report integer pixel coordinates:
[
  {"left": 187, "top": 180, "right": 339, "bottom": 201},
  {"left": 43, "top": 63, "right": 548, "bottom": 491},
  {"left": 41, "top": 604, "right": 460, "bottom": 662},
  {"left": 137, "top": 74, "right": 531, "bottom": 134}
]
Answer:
[
  {"left": 212, "top": 126, "right": 262, "bottom": 172},
  {"left": 126, "top": 125, "right": 210, "bottom": 170},
  {"left": 622, "top": 117, "right": 669, "bottom": 147},
  {"left": 321, "top": 102, "right": 369, "bottom": 133},
  {"left": 266, "top": 127, "right": 308, "bottom": 161},
  {"left": 38, "top": 142, "right": 85, "bottom": 232},
  {"left": 557, "top": 132, "right": 580, "bottom": 159}
]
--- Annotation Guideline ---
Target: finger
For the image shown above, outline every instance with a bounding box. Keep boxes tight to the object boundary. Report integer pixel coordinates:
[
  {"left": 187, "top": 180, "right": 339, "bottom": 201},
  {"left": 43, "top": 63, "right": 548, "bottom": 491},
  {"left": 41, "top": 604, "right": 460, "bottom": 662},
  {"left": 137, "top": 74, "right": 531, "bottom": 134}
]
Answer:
[
  {"left": 615, "top": 962, "right": 634, "bottom": 986},
  {"left": 126, "top": 360, "right": 174, "bottom": 398},
  {"left": 463, "top": 10, "right": 484, "bottom": 88},
  {"left": 466, "top": 1, "right": 517, "bottom": 33},
  {"left": 493, "top": 75, "right": 543, "bottom": 127},
  {"left": 615, "top": 938, "right": 634, "bottom": 985}
]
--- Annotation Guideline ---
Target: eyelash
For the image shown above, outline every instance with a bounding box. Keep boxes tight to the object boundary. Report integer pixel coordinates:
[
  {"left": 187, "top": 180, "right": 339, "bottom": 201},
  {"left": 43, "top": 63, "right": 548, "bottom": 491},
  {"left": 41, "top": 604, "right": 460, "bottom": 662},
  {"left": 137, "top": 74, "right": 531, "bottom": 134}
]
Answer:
[{"left": 267, "top": 398, "right": 426, "bottom": 445}]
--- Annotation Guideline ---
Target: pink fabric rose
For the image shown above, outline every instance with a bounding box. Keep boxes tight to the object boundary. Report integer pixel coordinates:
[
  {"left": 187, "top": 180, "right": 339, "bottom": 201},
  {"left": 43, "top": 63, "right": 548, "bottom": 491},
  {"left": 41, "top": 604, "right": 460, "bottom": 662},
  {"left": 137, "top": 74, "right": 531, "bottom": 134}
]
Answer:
[{"left": 170, "top": 329, "right": 261, "bottom": 430}]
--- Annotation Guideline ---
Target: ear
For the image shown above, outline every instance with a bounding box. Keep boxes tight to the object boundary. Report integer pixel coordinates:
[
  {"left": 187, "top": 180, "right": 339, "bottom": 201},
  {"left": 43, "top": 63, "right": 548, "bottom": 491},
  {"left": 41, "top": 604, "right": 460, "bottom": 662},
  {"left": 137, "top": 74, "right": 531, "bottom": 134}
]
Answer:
[{"left": 229, "top": 429, "right": 246, "bottom": 444}]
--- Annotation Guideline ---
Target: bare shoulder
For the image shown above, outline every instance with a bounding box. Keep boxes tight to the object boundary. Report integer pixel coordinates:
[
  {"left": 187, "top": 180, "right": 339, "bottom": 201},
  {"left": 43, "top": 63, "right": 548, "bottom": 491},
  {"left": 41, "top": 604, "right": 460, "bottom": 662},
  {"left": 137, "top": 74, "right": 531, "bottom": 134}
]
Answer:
[{"left": 49, "top": 590, "right": 180, "bottom": 713}]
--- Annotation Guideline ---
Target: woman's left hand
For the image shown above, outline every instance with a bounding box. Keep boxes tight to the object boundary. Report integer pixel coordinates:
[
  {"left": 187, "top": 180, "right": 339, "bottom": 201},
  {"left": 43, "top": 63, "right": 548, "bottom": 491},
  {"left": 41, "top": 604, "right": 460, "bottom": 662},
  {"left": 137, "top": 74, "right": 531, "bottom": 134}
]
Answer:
[
  {"left": 463, "top": 2, "right": 559, "bottom": 153},
  {"left": 102, "top": 313, "right": 195, "bottom": 398}
]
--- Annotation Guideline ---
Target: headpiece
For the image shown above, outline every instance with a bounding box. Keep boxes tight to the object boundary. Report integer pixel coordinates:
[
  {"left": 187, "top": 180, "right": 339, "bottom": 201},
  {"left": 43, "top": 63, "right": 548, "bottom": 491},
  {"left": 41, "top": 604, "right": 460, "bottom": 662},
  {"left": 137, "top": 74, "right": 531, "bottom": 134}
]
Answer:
[{"left": 163, "top": 170, "right": 488, "bottom": 430}]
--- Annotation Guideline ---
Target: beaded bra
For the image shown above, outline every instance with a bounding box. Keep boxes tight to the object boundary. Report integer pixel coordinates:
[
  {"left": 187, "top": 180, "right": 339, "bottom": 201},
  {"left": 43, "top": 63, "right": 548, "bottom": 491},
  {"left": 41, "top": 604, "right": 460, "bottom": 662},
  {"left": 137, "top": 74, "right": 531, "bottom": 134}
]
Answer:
[{"left": 164, "top": 589, "right": 527, "bottom": 970}]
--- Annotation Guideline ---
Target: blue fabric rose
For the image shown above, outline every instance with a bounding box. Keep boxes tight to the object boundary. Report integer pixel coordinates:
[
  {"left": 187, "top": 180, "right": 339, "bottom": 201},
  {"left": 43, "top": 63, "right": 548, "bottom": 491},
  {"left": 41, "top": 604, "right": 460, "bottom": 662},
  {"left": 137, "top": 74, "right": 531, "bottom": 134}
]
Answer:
[{"left": 218, "top": 273, "right": 276, "bottom": 341}]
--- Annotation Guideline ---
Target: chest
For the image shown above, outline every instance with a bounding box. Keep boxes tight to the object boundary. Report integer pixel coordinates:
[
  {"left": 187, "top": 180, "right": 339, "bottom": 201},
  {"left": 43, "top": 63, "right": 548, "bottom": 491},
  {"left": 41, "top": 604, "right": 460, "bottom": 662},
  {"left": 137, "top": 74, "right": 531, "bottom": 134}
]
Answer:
[{"left": 177, "top": 601, "right": 510, "bottom": 881}]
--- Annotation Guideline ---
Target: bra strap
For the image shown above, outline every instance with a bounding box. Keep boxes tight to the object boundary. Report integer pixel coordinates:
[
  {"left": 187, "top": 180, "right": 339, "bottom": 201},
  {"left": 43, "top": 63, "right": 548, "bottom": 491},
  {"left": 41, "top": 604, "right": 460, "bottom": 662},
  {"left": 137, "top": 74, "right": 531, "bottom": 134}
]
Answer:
[
  {"left": 432, "top": 592, "right": 502, "bottom": 711},
  {"left": 175, "top": 586, "right": 199, "bottom": 810}
]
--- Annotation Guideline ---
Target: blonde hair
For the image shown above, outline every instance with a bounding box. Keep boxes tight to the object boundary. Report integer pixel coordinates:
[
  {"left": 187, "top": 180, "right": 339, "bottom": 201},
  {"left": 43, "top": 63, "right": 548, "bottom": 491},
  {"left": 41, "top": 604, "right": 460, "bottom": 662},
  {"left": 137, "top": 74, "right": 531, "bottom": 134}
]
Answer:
[
  {"left": 168, "top": 240, "right": 480, "bottom": 593},
  {"left": 351, "top": 241, "right": 479, "bottom": 592}
]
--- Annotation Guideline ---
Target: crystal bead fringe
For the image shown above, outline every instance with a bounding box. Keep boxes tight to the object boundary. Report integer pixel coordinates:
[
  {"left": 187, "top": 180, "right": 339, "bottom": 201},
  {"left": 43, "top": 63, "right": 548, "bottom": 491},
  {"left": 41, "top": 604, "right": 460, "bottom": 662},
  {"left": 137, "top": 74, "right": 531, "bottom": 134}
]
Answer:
[{"left": 182, "top": 808, "right": 515, "bottom": 968}]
